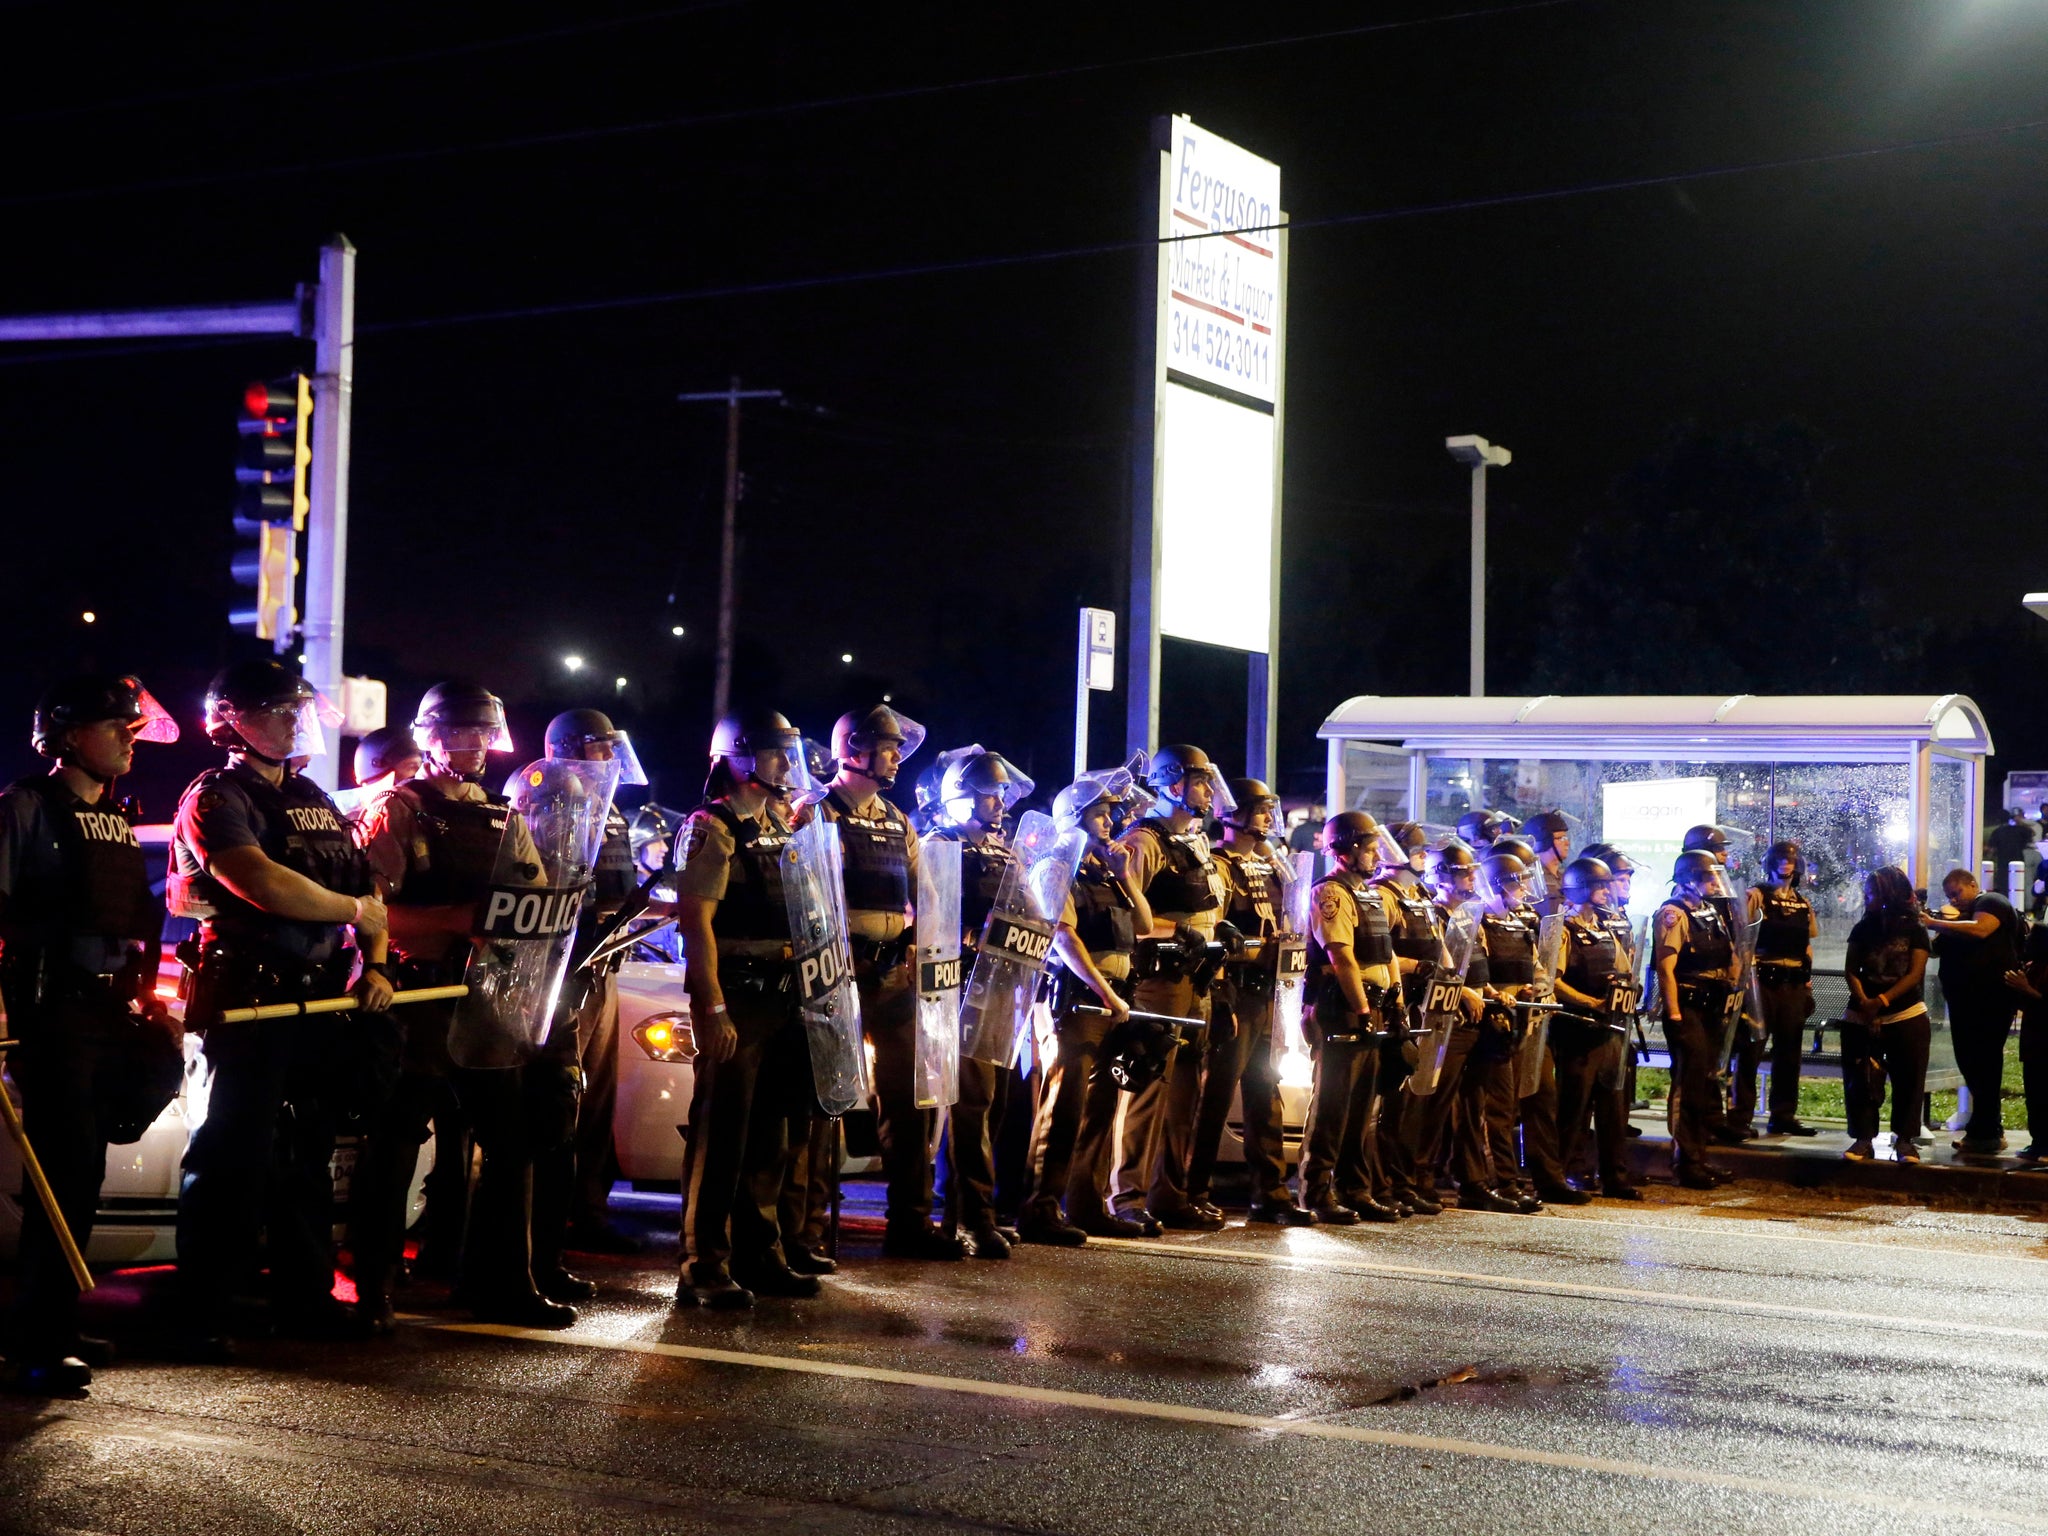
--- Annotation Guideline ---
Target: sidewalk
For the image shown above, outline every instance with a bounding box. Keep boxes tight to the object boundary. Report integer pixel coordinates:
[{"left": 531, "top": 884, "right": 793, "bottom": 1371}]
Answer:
[{"left": 1619, "top": 1110, "right": 2048, "bottom": 1205}]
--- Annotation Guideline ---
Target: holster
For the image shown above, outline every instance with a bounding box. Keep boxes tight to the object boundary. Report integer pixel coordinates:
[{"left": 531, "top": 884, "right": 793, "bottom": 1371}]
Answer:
[{"left": 851, "top": 933, "right": 912, "bottom": 976}]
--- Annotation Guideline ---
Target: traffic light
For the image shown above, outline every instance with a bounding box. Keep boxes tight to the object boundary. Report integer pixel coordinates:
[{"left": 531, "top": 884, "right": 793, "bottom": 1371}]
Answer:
[{"left": 230, "top": 374, "right": 310, "bottom": 650}]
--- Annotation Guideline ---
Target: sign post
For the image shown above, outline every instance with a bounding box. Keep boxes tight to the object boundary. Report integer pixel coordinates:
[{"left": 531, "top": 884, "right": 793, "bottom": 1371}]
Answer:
[
  {"left": 1076, "top": 607, "right": 1116, "bottom": 779},
  {"left": 1128, "top": 116, "right": 1286, "bottom": 780}
]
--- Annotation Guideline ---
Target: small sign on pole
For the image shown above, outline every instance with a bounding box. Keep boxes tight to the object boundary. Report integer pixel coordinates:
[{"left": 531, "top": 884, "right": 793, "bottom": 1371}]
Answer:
[
  {"left": 1076, "top": 608, "right": 1117, "bottom": 780},
  {"left": 340, "top": 676, "right": 387, "bottom": 735}
]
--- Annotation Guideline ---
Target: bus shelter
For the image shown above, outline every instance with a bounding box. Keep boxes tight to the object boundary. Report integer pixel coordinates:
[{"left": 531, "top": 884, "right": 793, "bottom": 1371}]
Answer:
[{"left": 1318, "top": 694, "right": 1994, "bottom": 1089}]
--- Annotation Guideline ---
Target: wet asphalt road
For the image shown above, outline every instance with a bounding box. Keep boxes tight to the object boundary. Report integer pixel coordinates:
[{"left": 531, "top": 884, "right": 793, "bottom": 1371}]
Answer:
[{"left": 5, "top": 1185, "right": 2048, "bottom": 1536}]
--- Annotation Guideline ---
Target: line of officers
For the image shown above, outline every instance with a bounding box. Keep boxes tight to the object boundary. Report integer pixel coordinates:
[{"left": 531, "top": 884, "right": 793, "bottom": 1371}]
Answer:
[
  {"left": 0, "top": 664, "right": 1821, "bottom": 1391},
  {"left": 1, "top": 662, "right": 654, "bottom": 1392}
]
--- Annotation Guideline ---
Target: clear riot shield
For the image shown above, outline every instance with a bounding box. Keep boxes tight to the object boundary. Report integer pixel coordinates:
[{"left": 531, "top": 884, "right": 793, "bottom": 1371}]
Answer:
[
  {"left": 783, "top": 815, "right": 869, "bottom": 1117},
  {"left": 1518, "top": 912, "right": 1565, "bottom": 1100},
  {"left": 915, "top": 834, "right": 963, "bottom": 1109},
  {"left": 1409, "top": 913, "right": 1475, "bottom": 1096},
  {"left": 449, "top": 758, "right": 622, "bottom": 1070},
  {"left": 958, "top": 810, "right": 1086, "bottom": 1066},
  {"left": 1270, "top": 849, "right": 1315, "bottom": 1065}
]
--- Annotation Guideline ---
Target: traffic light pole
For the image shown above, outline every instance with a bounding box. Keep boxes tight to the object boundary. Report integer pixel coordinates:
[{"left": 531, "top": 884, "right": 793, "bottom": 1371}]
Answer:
[{"left": 299, "top": 237, "right": 357, "bottom": 790}]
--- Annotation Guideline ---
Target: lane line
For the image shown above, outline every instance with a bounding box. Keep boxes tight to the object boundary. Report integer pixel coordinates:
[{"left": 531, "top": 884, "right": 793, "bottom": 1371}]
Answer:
[
  {"left": 1092, "top": 1238, "right": 2048, "bottom": 1343},
  {"left": 1426, "top": 1204, "right": 2048, "bottom": 1266},
  {"left": 430, "top": 1320, "right": 2048, "bottom": 1530}
]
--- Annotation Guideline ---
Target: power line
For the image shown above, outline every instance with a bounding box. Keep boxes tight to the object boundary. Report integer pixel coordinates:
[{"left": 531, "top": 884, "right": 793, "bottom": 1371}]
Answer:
[
  {"left": 0, "top": 1, "right": 751, "bottom": 124},
  {"left": 3, "top": 109, "right": 2043, "bottom": 368},
  {"left": 0, "top": 1, "right": 1579, "bottom": 209}
]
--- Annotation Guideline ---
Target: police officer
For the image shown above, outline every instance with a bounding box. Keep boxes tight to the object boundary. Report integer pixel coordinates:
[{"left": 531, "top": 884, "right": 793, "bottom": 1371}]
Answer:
[
  {"left": 546, "top": 709, "right": 658, "bottom": 1253},
  {"left": 671, "top": 710, "right": 821, "bottom": 1307},
  {"left": 347, "top": 728, "right": 421, "bottom": 811},
  {"left": 0, "top": 676, "right": 183, "bottom": 1392},
  {"left": 170, "top": 661, "right": 392, "bottom": 1352},
  {"left": 805, "top": 705, "right": 962, "bottom": 1262},
  {"left": 1547, "top": 858, "right": 1643, "bottom": 1201},
  {"left": 930, "top": 748, "right": 1034, "bottom": 1258},
  {"left": 1524, "top": 812, "right": 1572, "bottom": 916},
  {"left": 1388, "top": 841, "right": 1497, "bottom": 1212},
  {"left": 1456, "top": 810, "right": 1515, "bottom": 852},
  {"left": 1745, "top": 840, "right": 1819, "bottom": 1136},
  {"left": 1653, "top": 850, "right": 1739, "bottom": 1188},
  {"left": 1471, "top": 850, "right": 1543, "bottom": 1211},
  {"left": 1580, "top": 843, "right": 1650, "bottom": 1135},
  {"left": 1022, "top": 768, "right": 1151, "bottom": 1243},
  {"left": 356, "top": 682, "right": 579, "bottom": 1328},
  {"left": 1114, "top": 745, "right": 1233, "bottom": 1231},
  {"left": 1299, "top": 812, "right": 1402, "bottom": 1223},
  {"left": 1680, "top": 824, "right": 1753, "bottom": 1143},
  {"left": 1188, "top": 778, "right": 1312, "bottom": 1225},
  {"left": 1368, "top": 824, "right": 1446, "bottom": 1216}
]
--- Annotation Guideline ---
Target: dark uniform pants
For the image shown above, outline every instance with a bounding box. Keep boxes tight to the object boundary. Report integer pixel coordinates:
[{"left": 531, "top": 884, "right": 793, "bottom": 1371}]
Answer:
[
  {"left": 1388, "top": 1021, "right": 1481, "bottom": 1202},
  {"left": 1735, "top": 972, "right": 1810, "bottom": 1128},
  {"left": 785, "top": 958, "right": 929, "bottom": 1247},
  {"left": 1298, "top": 1034, "right": 1373, "bottom": 1208},
  {"left": 6, "top": 993, "right": 174, "bottom": 1356},
  {"left": 571, "top": 968, "right": 622, "bottom": 1225},
  {"left": 1665, "top": 1001, "right": 1723, "bottom": 1172},
  {"left": 1949, "top": 993, "right": 2017, "bottom": 1143},
  {"left": 1113, "top": 974, "right": 1208, "bottom": 1218},
  {"left": 1551, "top": 1017, "right": 1628, "bottom": 1186},
  {"left": 1462, "top": 1024, "right": 1518, "bottom": 1194},
  {"left": 449, "top": 1012, "right": 581, "bottom": 1301},
  {"left": 940, "top": 1052, "right": 1035, "bottom": 1232},
  {"left": 1026, "top": 1005, "right": 1108, "bottom": 1226},
  {"left": 681, "top": 975, "right": 809, "bottom": 1285},
  {"left": 1189, "top": 978, "right": 1289, "bottom": 1208},
  {"left": 1516, "top": 1043, "right": 1568, "bottom": 1192}
]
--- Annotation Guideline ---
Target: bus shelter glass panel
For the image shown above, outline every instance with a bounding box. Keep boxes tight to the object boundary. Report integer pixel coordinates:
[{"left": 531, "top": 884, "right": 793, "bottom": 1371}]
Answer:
[
  {"left": 1927, "top": 752, "right": 1972, "bottom": 892},
  {"left": 1340, "top": 741, "right": 1409, "bottom": 821},
  {"left": 1767, "top": 762, "right": 1911, "bottom": 969}
]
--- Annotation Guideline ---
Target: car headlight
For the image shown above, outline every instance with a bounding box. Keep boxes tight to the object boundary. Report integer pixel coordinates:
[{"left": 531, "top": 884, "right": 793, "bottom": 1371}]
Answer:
[{"left": 632, "top": 1012, "right": 697, "bottom": 1063}]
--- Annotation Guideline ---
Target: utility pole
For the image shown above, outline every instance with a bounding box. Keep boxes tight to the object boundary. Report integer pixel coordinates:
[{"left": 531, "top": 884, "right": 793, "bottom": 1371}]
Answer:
[
  {"left": 1445, "top": 434, "right": 1512, "bottom": 698},
  {"left": 679, "top": 378, "right": 782, "bottom": 722}
]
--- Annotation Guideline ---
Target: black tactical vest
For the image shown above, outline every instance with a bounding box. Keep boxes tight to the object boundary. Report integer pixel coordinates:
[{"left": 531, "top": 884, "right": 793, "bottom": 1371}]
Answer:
[
  {"left": 0, "top": 776, "right": 157, "bottom": 952},
  {"left": 1663, "top": 897, "right": 1733, "bottom": 980},
  {"left": 1755, "top": 884, "right": 1810, "bottom": 961},
  {"left": 591, "top": 805, "right": 635, "bottom": 909},
  {"left": 1379, "top": 874, "right": 1444, "bottom": 1000},
  {"left": 1220, "top": 845, "right": 1279, "bottom": 935},
  {"left": 933, "top": 830, "right": 1014, "bottom": 938},
  {"left": 1480, "top": 907, "right": 1537, "bottom": 985},
  {"left": 1069, "top": 857, "right": 1137, "bottom": 958},
  {"left": 1133, "top": 819, "right": 1219, "bottom": 917},
  {"left": 701, "top": 802, "right": 792, "bottom": 943},
  {"left": 828, "top": 788, "right": 912, "bottom": 915},
  {"left": 1561, "top": 916, "right": 1620, "bottom": 997},
  {"left": 173, "top": 764, "right": 370, "bottom": 953},
  {"left": 1308, "top": 872, "right": 1395, "bottom": 981},
  {"left": 387, "top": 780, "right": 512, "bottom": 908}
]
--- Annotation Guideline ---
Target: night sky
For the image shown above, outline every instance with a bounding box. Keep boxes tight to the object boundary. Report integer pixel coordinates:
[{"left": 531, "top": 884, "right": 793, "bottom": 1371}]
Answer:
[{"left": 5, "top": 0, "right": 2047, "bottom": 820}]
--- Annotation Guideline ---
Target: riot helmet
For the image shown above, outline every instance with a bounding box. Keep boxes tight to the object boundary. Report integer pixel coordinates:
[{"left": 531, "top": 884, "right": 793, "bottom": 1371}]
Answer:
[
  {"left": 1324, "top": 810, "right": 1398, "bottom": 873},
  {"left": 1430, "top": 839, "right": 1481, "bottom": 899},
  {"left": 205, "top": 659, "right": 341, "bottom": 764},
  {"left": 1580, "top": 843, "right": 1636, "bottom": 904},
  {"left": 1560, "top": 856, "right": 1615, "bottom": 906},
  {"left": 1494, "top": 833, "right": 1538, "bottom": 867},
  {"left": 545, "top": 707, "right": 648, "bottom": 786},
  {"left": 1671, "top": 848, "right": 1730, "bottom": 899},
  {"left": 1220, "top": 777, "right": 1279, "bottom": 832},
  {"left": 352, "top": 726, "right": 421, "bottom": 787},
  {"left": 415, "top": 681, "right": 514, "bottom": 770},
  {"left": 33, "top": 673, "right": 179, "bottom": 764},
  {"left": 1764, "top": 839, "right": 1804, "bottom": 886},
  {"left": 1147, "top": 744, "right": 1236, "bottom": 818},
  {"left": 705, "top": 708, "right": 803, "bottom": 799},
  {"left": 630, "top": 802, "right": 681, "bottom": 874},
  {"left": 1682, "top": 824, "right": 1730, "bottom": 863},
  {"left": 1054, "top": 753, "right": 1151, "bottom": 840},
  {"left": 1480, "top": 852, "right": 1531, "bottom": 902},
  {"left": 1523, "top": 810, "right": 1571, "bottom": 859},
  {"left": 1456, "top": 809, "right": 1515, "bottom": 848},
  {"left": 938, "top": 746, "right": 1033, "bottom": 832},
  {"left": 910, "top": 757, "right": 949, "bottom": 832},
  {"left": 1389, "top": 821, "right": 1430, "bottom": 874},
  {"left": 830, "top": 704, "right": 926, "bottom": 789}
]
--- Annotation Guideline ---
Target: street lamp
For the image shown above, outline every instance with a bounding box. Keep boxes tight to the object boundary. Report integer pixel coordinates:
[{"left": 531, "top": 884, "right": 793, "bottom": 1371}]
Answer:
[
  {"left": 2024, "top": 593, "right": 2048, "bottom": 622},
  {"left": 1446, "top": 434, "right": 1512, "bottom": 698},
  {"left": 563, "top": 654, "right": 585, "bottom": 672}
]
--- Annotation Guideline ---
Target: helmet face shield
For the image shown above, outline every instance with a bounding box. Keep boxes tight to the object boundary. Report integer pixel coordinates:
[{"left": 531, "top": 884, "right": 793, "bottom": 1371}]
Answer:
[
  {"left": 126, "top": 683, "right": 181, "bottom": 744},
  {"left": 582, "top": 729, "right": 648, "bottom": 787},
  {"left": 224, "top": 692, "right": 341, "bottom": 760},
  {"left": 422, "top": 718, "right": 513, "bottom": 756},
  {"left": 1055, "top": 753, "right": 1153, "bottom": 837}
]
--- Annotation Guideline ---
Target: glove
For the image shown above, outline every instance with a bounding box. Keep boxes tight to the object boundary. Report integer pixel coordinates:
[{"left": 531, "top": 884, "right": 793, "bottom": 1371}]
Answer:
[
  {"left": 1172, "top": 920, "right": 1206, "bottom": 954},
  {"left": 1213, "top": 920, "right": 1246, "bottom": 956}
]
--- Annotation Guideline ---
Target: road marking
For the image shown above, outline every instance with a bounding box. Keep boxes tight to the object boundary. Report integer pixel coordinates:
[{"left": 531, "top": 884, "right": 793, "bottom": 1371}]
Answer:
[
  {"left": 1093, "top": 1238, "right": 2048, "bottom": 1343},
  {"left": 433, "top": 1320, "right": 2048, "bottom": 1530},
  {"left": 1430, "top": 1204, "right": 2048, "bottom": 1265}
]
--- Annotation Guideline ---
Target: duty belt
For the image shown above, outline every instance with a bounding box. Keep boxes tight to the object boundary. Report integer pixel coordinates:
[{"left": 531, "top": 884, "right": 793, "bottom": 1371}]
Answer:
[
  {"left": 0, "top": 950, "right": 136, "bottom": 1011},
  {"left": 1757, "top": 962, "right": 1811, "bottom": 986},
  {"left": 1320, "top": 983, "right": 1399, "bottom": 1044},
  {"left": 186, "top": 939, "right": 351, "bottom": 1028},
  {"left": 850, "top": 933, "right": 912, "bottom": 973},
  {"left": 719, "top": 952, "right": 795, "bottom": 993},
  {"left": 1677, "top": 979, "right": 1734, "bottom": 1010}
]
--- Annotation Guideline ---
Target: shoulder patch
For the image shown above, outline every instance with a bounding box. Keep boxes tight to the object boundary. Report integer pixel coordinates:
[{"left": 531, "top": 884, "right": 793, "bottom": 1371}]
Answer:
[{"left": 1317, "top": 889, "right": 1345, "bottom": 921}]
